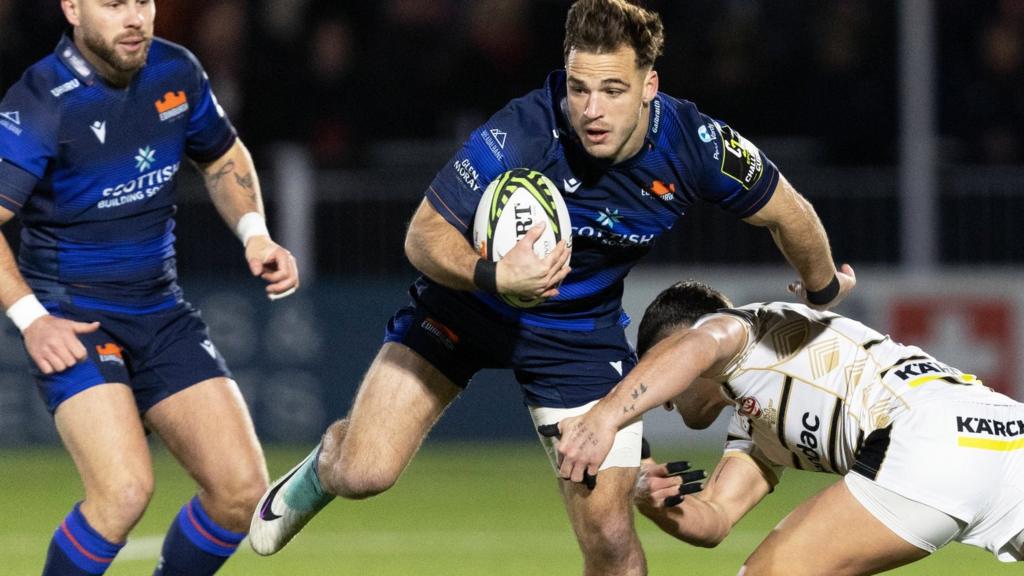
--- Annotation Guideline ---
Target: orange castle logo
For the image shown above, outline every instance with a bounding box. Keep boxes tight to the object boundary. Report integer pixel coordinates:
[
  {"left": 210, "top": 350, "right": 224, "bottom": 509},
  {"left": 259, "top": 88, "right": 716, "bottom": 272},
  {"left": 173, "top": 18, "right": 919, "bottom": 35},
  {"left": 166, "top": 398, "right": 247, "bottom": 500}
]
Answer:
[
  {"left": 155, "top": 91, "right": 189, "bottom": 121},
  {"left": 651, "top": 180, "right": 676, "bottom": 197},
  {"left": 649, "top": 180, "right": 676, "bottom": 201},
  {"left": 155, "top": 91, "right": 187, "bottom": 113},
  {"left": 96, "top": 342, "right": 125, "bottom": 365}
]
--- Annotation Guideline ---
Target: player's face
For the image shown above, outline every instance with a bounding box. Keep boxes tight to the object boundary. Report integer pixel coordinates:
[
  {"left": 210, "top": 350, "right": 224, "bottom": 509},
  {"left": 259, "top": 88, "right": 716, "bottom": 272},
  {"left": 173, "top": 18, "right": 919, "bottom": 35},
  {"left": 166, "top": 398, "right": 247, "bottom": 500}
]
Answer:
[
  {"left": 64, "top": 0, "right": 155, "bottom": 79},
  {"left": 565, "top": 45, "right": 658, "bottom": 164}
]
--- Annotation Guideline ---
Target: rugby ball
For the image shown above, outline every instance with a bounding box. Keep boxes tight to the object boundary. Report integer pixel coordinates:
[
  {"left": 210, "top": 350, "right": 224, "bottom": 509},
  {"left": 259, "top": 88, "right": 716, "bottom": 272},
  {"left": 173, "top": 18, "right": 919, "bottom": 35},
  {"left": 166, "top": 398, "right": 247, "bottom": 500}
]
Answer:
[{"left": 472, "top": 168, "right": 572, "bottom": 308}]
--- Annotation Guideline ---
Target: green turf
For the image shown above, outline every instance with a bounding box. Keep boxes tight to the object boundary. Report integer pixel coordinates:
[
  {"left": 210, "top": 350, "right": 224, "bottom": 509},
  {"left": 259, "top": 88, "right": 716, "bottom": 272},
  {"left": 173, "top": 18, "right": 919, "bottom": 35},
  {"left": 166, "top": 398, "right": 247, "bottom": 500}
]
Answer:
[{"left": 0, "top": 444, "right": 1016, "bottom": 575}]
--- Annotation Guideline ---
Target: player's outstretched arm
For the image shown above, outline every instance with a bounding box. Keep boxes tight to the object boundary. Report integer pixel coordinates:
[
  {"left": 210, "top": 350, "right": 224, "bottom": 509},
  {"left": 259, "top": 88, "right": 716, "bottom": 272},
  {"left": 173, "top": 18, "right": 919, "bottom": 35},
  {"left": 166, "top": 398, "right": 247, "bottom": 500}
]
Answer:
[
  {"left": 0, "top": 207, "right": 98, "bottom": 373},
  {"left": 198, "top": 139, "right": 299, "bottom": 300},
  {"left": 743, "top": 175, "right": 855, "bottom": 310},
  {"left": 405, "top": 199, "right": 570, "bottom": 298},
  {"left": 636, "top": 455, "right": 771, "bottom": 548},
  {"left": 553, "top": 315, "right": 748, "bottom": 485}
]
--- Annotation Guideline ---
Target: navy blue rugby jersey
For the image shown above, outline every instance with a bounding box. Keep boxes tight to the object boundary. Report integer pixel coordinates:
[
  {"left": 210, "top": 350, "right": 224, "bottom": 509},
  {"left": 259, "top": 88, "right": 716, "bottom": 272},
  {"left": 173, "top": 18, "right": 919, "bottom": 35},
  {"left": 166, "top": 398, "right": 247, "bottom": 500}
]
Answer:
[
  {"left": 421, "top": 70, "right": 780, "bottom": 332},
  {"left": 0, "top": 33, "right": 236, "bottom": 312}
]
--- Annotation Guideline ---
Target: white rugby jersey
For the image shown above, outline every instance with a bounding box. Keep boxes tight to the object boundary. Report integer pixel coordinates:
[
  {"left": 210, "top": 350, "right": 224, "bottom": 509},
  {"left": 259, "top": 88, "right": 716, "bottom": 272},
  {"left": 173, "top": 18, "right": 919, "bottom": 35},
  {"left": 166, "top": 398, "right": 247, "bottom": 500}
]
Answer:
[{"left": 705, "top": 302, "right": 982, "bottom": 482}]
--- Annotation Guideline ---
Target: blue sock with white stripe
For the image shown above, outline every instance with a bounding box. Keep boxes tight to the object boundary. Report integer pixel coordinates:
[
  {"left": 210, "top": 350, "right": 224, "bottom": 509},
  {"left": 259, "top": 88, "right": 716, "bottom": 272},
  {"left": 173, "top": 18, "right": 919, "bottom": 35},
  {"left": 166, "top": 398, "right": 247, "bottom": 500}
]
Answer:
[
  {"left": 44, "top": 503, "right": 123, "bottom": 575},
  {"left": 153, "top": 496, "right": 245, "bottom": 576}
]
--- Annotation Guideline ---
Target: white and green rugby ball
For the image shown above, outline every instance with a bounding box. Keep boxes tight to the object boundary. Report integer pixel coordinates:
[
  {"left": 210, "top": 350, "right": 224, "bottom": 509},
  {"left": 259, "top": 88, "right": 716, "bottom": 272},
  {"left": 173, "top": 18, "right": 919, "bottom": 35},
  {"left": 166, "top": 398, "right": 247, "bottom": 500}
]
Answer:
[{"left": 472, "top": 168, "right": 572, "bottom": 308}]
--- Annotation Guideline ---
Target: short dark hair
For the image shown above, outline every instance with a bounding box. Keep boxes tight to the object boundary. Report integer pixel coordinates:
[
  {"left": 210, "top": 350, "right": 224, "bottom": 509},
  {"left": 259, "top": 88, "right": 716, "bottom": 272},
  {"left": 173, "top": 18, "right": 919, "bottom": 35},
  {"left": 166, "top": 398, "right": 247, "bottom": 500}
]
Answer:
[
  {"left": 564, "top": 0, "right": 665, "bottom": 69},
  {"left": 636, "top": 281, "right": 732, "bottom": 358}
]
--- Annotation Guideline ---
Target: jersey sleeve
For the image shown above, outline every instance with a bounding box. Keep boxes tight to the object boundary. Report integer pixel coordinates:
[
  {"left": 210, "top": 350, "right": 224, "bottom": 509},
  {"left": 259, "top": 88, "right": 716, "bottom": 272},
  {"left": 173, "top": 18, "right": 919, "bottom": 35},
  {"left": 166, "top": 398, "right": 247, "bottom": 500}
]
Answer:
[
  {"left": 182, "top": 51, "right": 237, "bottom": 163},
  {"left": 688, "top": 113, "right": 780, "bottom": 218},
  {"left": 0, "top": 73, "right": 60, "bottom": 185},
  {"left": 0, "top": 160, "right": 39, "bottom": 214},
  {"left": 425, "top": 92, "right": 555, "bottom": 233},
  {"left": 723, "top": 414, "right": 783, "bottom": 487}
]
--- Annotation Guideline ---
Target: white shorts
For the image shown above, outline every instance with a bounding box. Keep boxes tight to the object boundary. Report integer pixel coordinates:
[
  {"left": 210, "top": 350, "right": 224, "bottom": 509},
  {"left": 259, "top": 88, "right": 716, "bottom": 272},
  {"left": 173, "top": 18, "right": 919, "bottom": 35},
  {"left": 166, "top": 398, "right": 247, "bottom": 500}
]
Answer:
[
  {"left": 530, "top": 400, "right": 643, "bottom": 472},
  {"left": 850, "top": 389, "right": 1024, "bottom": 562}
]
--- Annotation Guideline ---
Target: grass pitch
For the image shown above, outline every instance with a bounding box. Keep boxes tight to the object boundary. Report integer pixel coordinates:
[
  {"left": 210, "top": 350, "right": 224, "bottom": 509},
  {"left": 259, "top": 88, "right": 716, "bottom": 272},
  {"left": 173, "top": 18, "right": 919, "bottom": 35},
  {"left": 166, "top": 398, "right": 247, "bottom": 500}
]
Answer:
[{"left": 0, "top": 444, "right": 1015, "bottom": 575}]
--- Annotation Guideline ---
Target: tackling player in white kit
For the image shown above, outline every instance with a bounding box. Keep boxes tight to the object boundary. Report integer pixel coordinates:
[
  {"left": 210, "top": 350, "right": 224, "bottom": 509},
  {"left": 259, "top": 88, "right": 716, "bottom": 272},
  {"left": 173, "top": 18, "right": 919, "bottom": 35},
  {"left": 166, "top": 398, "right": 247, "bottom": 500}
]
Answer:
[{"left": 552, "top": 281, "right": 1024, "bottom": 575}]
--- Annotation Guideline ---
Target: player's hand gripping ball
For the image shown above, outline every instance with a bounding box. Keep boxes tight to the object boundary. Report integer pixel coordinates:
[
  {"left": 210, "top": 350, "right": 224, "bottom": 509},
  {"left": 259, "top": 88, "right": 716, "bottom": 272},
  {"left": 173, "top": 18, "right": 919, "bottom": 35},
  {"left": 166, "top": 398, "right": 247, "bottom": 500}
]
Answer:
[{"left": 473, "top": 168, "right": 572, "bottom": 308}]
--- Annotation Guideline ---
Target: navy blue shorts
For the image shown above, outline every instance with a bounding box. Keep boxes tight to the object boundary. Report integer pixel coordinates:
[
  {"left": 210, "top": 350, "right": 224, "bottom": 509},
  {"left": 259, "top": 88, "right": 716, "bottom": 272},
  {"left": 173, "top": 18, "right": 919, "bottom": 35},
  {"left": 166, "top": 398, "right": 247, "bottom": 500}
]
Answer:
[
  {"left": 384, "top": 297, "right": 636, "bottom": 409},
  {"left": 30, "top": 300, "right": 232, "bottom": 414}
]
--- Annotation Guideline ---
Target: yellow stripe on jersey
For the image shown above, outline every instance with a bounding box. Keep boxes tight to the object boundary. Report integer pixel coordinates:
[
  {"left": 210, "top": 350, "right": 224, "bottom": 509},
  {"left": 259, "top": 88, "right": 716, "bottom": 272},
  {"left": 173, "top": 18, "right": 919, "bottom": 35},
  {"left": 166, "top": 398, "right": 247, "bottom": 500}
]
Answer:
[
  {"left": 958, "top": 436, "right": 1024, "bottom": 451},
  {"left": 908, "top": 373, "right": 979, "bottom": 388}
]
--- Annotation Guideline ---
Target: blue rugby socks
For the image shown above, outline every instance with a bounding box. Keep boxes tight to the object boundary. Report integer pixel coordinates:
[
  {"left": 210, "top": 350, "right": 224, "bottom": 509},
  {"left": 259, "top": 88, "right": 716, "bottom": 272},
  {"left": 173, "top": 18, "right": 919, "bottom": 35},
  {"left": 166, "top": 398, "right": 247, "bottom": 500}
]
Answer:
[
  {"left": 43, "top": 503, "right": 123, "bottom": 575},
  {"left": 153, "top": 496, "right": 245, "bottom": 576}
]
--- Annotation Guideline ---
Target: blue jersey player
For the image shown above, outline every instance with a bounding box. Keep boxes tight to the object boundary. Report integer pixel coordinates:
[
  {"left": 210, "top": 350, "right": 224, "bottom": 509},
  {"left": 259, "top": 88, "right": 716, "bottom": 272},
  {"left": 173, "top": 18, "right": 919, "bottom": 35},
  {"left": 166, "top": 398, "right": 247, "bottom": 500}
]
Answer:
[
  {"left": 250, "top": 1, "right": 854, "bottom": 574},
  {"left": 0, "top": 1, "right": 299, "bottom": 575}
]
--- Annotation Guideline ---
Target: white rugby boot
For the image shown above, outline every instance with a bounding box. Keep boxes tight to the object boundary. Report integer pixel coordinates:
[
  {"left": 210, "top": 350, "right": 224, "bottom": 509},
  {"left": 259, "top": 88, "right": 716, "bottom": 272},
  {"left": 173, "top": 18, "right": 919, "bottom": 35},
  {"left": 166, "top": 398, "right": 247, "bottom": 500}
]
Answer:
[{"left": 249, "top": 445, "right": 334, "bottom": 555}]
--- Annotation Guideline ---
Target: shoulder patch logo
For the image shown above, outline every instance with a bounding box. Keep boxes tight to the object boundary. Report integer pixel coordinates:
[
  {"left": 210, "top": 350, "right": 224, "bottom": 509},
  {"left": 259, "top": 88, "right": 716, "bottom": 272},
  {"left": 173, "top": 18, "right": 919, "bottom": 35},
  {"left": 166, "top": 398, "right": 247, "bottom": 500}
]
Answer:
[
  {"left": 0, "top": 111, "right": 21, "bottom": 136},
  {"left": 155, "top": 91, "right": 189, "bottom": 122},
  {"left": 489, "top": 129, "right": 507, "bottom": 149},
  {"left": 719, "top": 124, "right": 764, "bottom": 190},
  {"left": 90, "top": 121, "right": 106, "bottom": 144}
]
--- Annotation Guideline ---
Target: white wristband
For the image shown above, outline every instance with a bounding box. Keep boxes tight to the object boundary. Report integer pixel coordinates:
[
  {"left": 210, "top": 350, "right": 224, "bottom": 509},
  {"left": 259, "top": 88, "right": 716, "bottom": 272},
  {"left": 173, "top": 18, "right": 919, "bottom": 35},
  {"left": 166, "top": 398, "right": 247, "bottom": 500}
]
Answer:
[
  {"left": 235, "top": 212, "right": 270, "bottom": 246},
  {"left": 6, "top": 294, "right": 48, "bottom": 332}
]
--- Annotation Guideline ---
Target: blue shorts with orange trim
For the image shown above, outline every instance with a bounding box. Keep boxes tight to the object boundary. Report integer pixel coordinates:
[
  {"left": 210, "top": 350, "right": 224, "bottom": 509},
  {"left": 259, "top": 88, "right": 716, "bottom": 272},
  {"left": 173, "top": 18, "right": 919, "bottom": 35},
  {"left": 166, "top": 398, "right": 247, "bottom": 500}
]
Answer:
[
  {"left": 383, "top": 290, "right": 636, "bottom": 409},
  {"left": 28, "top": 300, "right": 232, "bottom": 414}
]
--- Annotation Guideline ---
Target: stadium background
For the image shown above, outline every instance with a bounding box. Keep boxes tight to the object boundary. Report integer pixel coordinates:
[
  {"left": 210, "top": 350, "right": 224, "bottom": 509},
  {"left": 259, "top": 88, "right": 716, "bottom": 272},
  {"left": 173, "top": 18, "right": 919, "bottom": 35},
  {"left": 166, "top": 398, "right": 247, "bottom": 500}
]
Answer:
[{"left": 2, "top": 1, "right": 1024, "bottom": 574}]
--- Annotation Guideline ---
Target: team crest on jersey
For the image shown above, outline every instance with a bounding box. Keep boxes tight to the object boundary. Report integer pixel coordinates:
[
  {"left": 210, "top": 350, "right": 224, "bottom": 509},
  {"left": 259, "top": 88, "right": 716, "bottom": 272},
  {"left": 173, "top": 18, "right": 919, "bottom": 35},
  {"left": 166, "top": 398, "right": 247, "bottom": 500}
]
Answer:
[
  {"left": 96, "top": 342, "right": 125, "bottom": 366},
  {"left": 155, "top": 91, "right": 189, "bottom": 122},
  {"left": 737, "top": 396, "right": 778, "bottom": 427},
  {"left": 650, "top": 180, "right": 675, "bottom": 201}
]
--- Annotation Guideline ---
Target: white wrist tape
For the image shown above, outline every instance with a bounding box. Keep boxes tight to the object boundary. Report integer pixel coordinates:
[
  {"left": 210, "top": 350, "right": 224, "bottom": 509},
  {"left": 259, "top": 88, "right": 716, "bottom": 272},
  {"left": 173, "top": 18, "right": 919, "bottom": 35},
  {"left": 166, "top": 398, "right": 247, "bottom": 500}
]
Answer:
[
  {"left": 6, "top": 294, "right": 48, "bottom": 332},
  {"left": 235, "top": 212, "right": 270, "bottom": 246}
]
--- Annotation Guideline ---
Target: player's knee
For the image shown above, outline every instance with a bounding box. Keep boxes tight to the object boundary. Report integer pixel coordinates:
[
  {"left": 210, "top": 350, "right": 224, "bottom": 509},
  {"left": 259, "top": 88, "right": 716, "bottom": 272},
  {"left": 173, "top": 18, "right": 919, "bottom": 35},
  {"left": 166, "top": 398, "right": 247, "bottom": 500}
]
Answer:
[
  {"left": 577, "top": 516, "right": 639, "bottom": 563},
  {"left": 89, "top": 474, "right": 154, "bottom": 537},
  {"left": 205, "top": 470, "right": 269, "bottom": 529}
]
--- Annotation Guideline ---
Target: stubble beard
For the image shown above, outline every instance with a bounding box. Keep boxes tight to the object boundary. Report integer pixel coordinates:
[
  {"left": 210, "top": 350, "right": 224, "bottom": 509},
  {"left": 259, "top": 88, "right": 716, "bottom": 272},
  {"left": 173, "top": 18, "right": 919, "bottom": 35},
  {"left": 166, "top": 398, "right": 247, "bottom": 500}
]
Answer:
[{"left": 82, "top": 26, "right": 151, "bottom": 73}]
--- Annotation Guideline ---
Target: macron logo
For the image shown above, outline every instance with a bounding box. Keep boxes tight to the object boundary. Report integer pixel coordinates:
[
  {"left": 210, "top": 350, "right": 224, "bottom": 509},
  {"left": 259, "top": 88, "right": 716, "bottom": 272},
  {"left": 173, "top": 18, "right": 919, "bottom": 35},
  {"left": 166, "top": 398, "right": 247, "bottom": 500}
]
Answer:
[
  {"left": 90, "top": 121, "right": 106, "bottom": 144},
  {"left": 610, "top": 361, "right": 623, "bottom": 376},
  {"left": 200, "top": 339, "right": 217, "bottom": 359},
  {"left": 563, "top": 178, "right": 581, "bottom": 194}
]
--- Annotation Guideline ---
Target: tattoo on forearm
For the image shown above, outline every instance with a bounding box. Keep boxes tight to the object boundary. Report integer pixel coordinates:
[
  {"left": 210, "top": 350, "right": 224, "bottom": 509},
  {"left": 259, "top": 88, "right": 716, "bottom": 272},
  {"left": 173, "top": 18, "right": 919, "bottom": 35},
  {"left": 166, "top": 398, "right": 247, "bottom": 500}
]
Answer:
[
  {"left": 234, "top": 171, "right": 254, "bottom": 192},
  {"left": 207, "top": 160, "right": 236, "bottom": 190},
  {"left": 630, "top": 383, "right": 649, "bottom": 400}
]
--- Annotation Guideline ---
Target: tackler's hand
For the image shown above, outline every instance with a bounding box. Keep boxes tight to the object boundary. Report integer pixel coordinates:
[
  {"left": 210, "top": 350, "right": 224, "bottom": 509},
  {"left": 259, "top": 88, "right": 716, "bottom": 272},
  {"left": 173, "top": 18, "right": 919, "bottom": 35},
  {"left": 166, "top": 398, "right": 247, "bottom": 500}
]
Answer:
[
  {"left": 636, "top": 457, "right": 706, "bottom": 509},
  {"left": 538, "top": 414, "right": 614, "bottom": 491}
]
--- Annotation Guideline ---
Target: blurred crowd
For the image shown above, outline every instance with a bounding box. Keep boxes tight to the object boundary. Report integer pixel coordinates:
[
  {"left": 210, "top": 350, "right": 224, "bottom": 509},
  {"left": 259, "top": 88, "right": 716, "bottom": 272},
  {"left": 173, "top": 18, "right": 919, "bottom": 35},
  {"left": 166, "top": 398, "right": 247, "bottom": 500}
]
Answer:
[{"left": 1, "top": 0, "right": 1023, "bottom": 168}]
